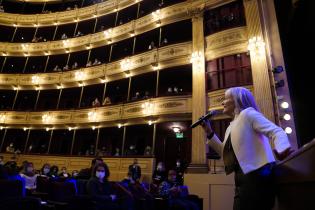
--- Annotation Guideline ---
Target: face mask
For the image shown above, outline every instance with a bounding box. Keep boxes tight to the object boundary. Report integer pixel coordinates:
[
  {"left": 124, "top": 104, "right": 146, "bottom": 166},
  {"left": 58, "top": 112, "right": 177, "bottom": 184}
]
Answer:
[
  {"left": 96, "top": 171, "right": 105, "bottom": 179},
  {"left": 27, "top": 167, "right": 33, "bottom": 173},
  {"left": 73, "top": 172, "right": 78, "bottom": 177},
  {"left": 43, "top": 168, "right": 50, "bottom": 174}
]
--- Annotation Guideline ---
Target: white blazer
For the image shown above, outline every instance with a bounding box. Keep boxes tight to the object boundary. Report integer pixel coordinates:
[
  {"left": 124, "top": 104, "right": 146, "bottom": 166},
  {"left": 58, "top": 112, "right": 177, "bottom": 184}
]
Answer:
[{"left": 207, "top": 107, "right": 291, "bottom": 174}]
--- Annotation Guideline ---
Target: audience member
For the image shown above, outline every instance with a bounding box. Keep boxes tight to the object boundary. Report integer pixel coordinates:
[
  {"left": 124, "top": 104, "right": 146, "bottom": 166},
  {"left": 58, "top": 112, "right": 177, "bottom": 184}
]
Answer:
[
  {"left": 53, "top": 65, "right": 62, "bottom": 72},
  {"left": 159, "top": 170, "right": 199, "bottom": 210},
  {"left": 61, "top": 33, "right": 68, "bottom": 39},
  {"left": 103, "top": 96, "right": 112, "bottom": 105},
  {"left": 72, "top": 62, "right": 78, "bottom": 69},
  {"left": 114, "top": 148, "right": 120, "bottom": 156},
  {"left": 40, "top": 163, "right": 51, "bottom": 177},
  {"left": 126, "top": 145, "right": 137, "bottom": 156},
  {"left": 93, "top": 58, "right": 101, "bottom": 65},
  {"left": 63, "top": 64, "right": 69, "bottom": 71},
  {"left": 49, "top": 165, "right": 59, "bottom": 179},
  {"left": 78, "top": 158, "right": 103, "bottom": 180},
  {"left": 6, "top": 143, "right": 15, "bottom": 153},
  {"left": 20, "top": 162, "right": 39, "bottom": 194},
  {"left": 86, "top": 60, "right": 92, "bottom": 67},
  {"left": 0, "top": 156, "right": 4, "bottom": 165},
  {"left": 128, "top": 159, "right": 141, "bottom": 182},
  {"left": 92, "top": 97, "right": 101, "bottom": 107},
  {"left": 144, "top": 146, "right": 151, "bottom": 155},
  {"left": 59, "top": 166, "right": 71, "bottom": 178},
  {"left": 87, "top": 162, "right": 121, "bottom": 210}
]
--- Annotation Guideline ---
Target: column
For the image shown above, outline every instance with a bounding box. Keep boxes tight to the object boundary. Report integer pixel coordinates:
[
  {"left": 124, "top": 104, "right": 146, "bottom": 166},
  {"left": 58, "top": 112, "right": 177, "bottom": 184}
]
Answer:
[
  {"left": 243, "top": 0, "right": 275, "bottom": 121},
  {"left": 187, "top": 12, "right": 208, "bottom": 173}
]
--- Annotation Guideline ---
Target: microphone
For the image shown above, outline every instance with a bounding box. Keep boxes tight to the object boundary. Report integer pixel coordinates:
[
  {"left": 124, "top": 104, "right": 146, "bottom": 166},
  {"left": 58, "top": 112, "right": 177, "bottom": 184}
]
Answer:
[{"left": 190, "top": 110, "right": 220, "bottom": 128}]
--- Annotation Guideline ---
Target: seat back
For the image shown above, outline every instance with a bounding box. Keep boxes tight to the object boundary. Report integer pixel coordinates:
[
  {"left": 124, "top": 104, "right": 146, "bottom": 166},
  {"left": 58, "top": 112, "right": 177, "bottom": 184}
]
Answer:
[
  {"left": 0, "top": 179, "right": 24, "bottom": 198},
  {"left": 49, "top": 181, "right": 76, "bottom": 202}
]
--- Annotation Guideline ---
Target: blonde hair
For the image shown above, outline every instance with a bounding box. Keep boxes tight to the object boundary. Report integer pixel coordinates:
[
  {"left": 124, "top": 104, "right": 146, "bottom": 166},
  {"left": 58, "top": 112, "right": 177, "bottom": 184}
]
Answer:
[{"left": 226, "top": 87, "right": 259, "bottom": 114}]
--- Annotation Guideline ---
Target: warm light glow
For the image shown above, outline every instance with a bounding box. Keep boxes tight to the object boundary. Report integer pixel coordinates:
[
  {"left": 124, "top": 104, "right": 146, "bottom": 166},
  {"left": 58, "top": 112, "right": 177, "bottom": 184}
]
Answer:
[
  {"left": 75, "top": 71, "right": 86, "bottom": 81},
  {"left": 148, "top": 120, "right": 153, "bottom": 125},
  {"left": 141, "top": 102, "right": 154, "bottom": 115},
  {"left": 34, "top": 24, "right": 38, "bottom": 27},
  {"left": 0, "top": 114, "right": 6, "bottom": 123},
  {"left": 0, "top": 126, "right": 4, "bottom": 130},
  {"left": 13, "top": 23, "right": 17, "bottom": 27},
  {"left": 248, "top": 36, "right": 266, "bottom": 57},
  {"left": 285, "top": 127, "right": 292, "bottom": 134},
  {"left": 46, "top": 127, "right": 50, "bottom": 131},
  {"left": 13, "top": 86, "right": 19, "bottom": 90},
  {"left": 120, "top": 58, "right": 133, "bottom": 71},
  {"left": 152, "top": 63, "right": 159, "bottom": 70},
  {"left": 65, "top": 49, "right": 70, "bottom": 53},
  {"left": 68, "top": 127, "right": 73, "bottom": 131},
  {"left": 74, "top": 18, "right": 79, "bottom": 22},
  {"left": 42, "top": 114, "right": 52, "bottom": 123},
  {"left": 88, "top": 111, "right": 97, "bottom": 121},
  {"left": 22, "top": 44, "right": 29, "bottom": 50},
  {"left": 152, "top": 9, "right": 161, "bottom": 20},
  {"left": 100, "top": 78, "right": 107, "bottom": 83},
  {"left": 35, "top": 85, "right": 41, "bottom": 91},
  {"left": 281, "top": 102, "right": 289, "bottom": 109},
  {"left": 23, "top": 127, "right": 28, "bottom": 131},
  {"left": 44, "top": 51, "right": 49, "bottom": 55},
  {"left": 57, "top": 84, "right": 63, "bottom": 89},
  {"left": 118, "top": 123, "right": 122, "bottom": 128},
  {"left": 92, "top": 126, "right": 96, "bottom": 130},
  {"left": 2, "top": 52, "right": 7, "bottom": 56},
  {"left": 172, "top": 127, "right": 181, "bottom": 133},
  {"left": 124, "top": 70, "right": 131, "bottom": 78},
  {"left": 86, "top": 44, "right": 91, "bottom": 50},
  {"left": 283, "top": 114, "right": 291, "bottom": 121},
  {"left": 31, "top": 75, "right": 40, "bottom": 84},
  {"left": 190, "top": 51, "right": 203, "bottom": 64},
  {"left": 104, "top": 29, "right": 112, "bottom": 38}
]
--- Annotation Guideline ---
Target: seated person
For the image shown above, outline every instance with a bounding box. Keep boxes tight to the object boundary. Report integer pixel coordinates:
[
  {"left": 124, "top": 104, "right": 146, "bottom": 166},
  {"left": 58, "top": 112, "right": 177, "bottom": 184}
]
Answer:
[
  {"left": 86, "top": 144, "right": 96, "bottom": 156},
  {"left": 86, "top": 60, "right": 92, "bottom": 67},
  {"left": 102, "top": 96, "right": 112, "bottom": 105},
  {"left": 49, "top": 165, "right": 59, "bottom": 179},
  {"left": 0, "top": 156, "right": 4, "bottom": 165},
  {"left": 92, "top": 98, "right": 101, "bottom": 107},
  {"left": 143, "top": 146, "right": 152, "bottom": 155},
  {"left": 93, "top": 58, "right": 101, "bottom": 66},
  {"left": 63, "top": 64, "right": 69, "bottom": 71},
  {"left": 72, "top": 62, "right": 78, "bottom": 69},
  {"left": 61, "top": 33, "right": 68, "bottom": 39},
  {"left": 158, "top": 170, "right": 199, "bottom": 210},
  {"left": 150, "top": 161, "right": 167, "bottom": 195},
  {"left": 6, "top": 143, "right": 15, "bottom": 153},
  {"left": 131, "top": 92, "right": 140, "bottom": 101},
  {"left": 86, "top": 163, "right": 121, "bottom": 210},
  {"left": 59, "top": 166, "right": 71, "bottom": 178},
  {"left": 77, "top": 158, "right": 103, "bottom": 180},
  {"left": 72, "top": 170, "right": 79, "bottom": 178},
  {"left": 125, "top": 145, "right": 137, "bottom": 156},
  {"left": 53, "top": 65, "right": 62, "bottom": 72},
  {"left": 114, "top": 148, "right": 120, "bottom": 156},
  {"left": 20, "top": 162, "right": 39, "bottom": 194},
  {"left": 40, "top": 163, "right": 51, "bottom": 177}
]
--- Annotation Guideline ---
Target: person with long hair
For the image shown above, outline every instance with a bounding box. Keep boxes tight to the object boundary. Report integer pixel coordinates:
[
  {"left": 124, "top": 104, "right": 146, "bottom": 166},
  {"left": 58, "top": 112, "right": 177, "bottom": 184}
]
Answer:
[{"left": 201, "top": 87, "right": 294, "bottom": 210}]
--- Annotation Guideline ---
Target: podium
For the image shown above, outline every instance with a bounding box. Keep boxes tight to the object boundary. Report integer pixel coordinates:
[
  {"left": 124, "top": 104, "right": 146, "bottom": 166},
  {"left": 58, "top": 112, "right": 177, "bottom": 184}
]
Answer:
[{"left": 274, "top": 139, "right": 315, "bottom": 210}]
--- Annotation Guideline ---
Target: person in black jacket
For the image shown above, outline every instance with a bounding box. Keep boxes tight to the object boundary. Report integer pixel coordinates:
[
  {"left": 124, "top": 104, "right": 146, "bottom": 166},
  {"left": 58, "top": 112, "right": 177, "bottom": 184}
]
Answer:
[
  {"left": 128, "top": 159, "right": 141, "bottom": 183},
  {"left": 87, "top": 162, "right": 119, "bottom": 210},
  {"left": 87, "top": 162, "right": 134, "bottom": 210}
]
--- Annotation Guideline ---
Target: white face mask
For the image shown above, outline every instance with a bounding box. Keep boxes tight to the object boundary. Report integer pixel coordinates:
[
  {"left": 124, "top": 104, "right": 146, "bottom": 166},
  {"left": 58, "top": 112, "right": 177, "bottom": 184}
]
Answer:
[
  {"left": 96, "top": 171, "right": 105, "bottom": 179},
  {"left": 43, "top": 168, "right": 50, "bottom": 174}
]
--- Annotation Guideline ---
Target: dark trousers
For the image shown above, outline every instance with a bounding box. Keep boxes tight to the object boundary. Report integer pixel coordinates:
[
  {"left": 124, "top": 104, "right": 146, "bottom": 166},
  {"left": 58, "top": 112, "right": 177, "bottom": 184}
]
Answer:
[{"left": 233, "top": 163, "right": 275, "bottom": 210}]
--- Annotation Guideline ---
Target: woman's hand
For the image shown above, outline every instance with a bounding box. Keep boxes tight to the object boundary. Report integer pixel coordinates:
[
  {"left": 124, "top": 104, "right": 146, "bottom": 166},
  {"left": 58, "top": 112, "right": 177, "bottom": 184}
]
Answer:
[
  {"left": 273, "top": 147, "right": 294, "bottom": 161},
  {"left": 200, "top": 119, "right": 213, "bottom": 136}
]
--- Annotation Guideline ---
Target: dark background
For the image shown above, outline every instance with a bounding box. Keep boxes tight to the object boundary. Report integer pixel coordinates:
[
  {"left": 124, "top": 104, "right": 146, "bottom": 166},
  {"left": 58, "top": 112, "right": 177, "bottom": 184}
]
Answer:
[{"left": 274, "top": 0, "right": 315, "bottom": 146}]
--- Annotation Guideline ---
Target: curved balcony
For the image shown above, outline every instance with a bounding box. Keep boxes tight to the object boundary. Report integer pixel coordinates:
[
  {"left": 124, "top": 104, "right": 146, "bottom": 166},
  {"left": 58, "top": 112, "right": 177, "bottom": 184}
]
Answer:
[
  {"left": 0, "top": 0, "right": 139, "bottom": 27},
  {"left": 0, "top": 41, "right": 192, "bottom": 89},
  {"left": 0, "top": 86, "right": 240, "bottom": 128},
  {"left": 0, "top": 1, "right": 191, "bottom": 56},
  {"left": 0, "top": 95, "right": 193, "bottom": 128}
]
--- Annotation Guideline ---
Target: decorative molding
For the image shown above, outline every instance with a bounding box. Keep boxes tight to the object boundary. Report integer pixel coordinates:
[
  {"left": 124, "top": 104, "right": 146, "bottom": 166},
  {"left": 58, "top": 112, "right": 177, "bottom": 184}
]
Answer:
[
  {"left": 0, "top": 1, "right": 191, "bottom": 56},
  {"left": 0, "top": 42, "right": 192, "bottom": 89},
  {"left": 0, "top": 0, "right": 138, "bottom": 27},
  {"left": 0, "top": 95, "right": 192, "bottom": 127},
  {"left": 205, "top": 26, "right": 249, "bottom": 60}
]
